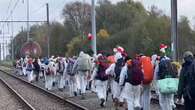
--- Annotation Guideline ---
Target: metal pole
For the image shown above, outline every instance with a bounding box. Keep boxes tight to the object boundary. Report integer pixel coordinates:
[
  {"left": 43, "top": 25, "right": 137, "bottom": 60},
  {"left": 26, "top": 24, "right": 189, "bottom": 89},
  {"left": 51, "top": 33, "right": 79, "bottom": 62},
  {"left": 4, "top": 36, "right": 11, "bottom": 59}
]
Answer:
[
  {"left": 5, "top": 40, "right": 7, "bottom": 60},
  {"left": 46, "top": 3, "right": 50, "bottom": 58},
  {"left": 2, "top": 27, "right": 5, "bottom": 60},
  {"left": 0, "top": 44, "right": 1, "bottom": 60},
  {"left": 171, "top": 0, "right": 178, "bottom": 61},
  {"left": 82, "top": 0, "right": 85, "bottom": 39},
  {"left": 91, "top": 0, "right": 97, "bottom": 55},
  {"left": 11, "top": 11, "right": 14, "bottom": 60},
  {"left": 27, "top": 0, "right": 30, "bottom": 41}
]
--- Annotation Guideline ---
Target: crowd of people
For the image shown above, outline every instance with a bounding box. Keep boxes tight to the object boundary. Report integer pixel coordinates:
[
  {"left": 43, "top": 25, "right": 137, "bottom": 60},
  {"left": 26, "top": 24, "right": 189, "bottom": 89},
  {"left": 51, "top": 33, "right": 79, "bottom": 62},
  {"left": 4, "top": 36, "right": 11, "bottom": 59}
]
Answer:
[{"left": 14, "top": 44, "right": 195, "bottom": 110}]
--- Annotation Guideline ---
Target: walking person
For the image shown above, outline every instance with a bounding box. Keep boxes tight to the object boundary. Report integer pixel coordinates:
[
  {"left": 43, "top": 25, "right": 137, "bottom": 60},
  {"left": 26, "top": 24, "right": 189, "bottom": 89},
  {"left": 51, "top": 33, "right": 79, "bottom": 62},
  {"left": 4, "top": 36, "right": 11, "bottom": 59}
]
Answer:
[
  {"left": 22, "top": 57, "right": 28, "bottom": 76},
  {"left": 157, "top": 44, "right": 177, "bottom": 110},
  {"left": 16, "top": 58, "right": 23, "bottom": 75},
  {"left": 66, "top": 57, "right": 77, "bottom": 96},
  {"left": 140, "top": 55, "right": 154, "bottom": 110},
  {"left": 92, "top": 54, "right": 110, "bottom": 107},
  {"left": 33, "top": 58, "right": 40, "bottom": 82},
  {"left": 56, "top": 57, "right": 66, "bottom": 91},
  {"left": 177, "top": 51, "right": 195, "bottom": 110},
  {"left": 26, "top": 58, "right": 34, "bottom": 82},
  {"left": 73, "top": 51, "right": 92, "bottom": 99},
  {"left": 119, "top": 57, "right": 144, "bottom": 110},
  {"left": 45, "top": 60, "right": 55, "bottom": 90},
  {"left": 106, "top": 53, "right": 125, "bottom": 109}
]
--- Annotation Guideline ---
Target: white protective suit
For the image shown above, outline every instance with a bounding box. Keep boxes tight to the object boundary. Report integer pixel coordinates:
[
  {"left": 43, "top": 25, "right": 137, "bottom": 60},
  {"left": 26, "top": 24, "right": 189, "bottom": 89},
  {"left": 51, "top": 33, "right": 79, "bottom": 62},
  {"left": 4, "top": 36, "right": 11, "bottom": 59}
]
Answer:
[
  {"left": 119, "top": 65, "right": 141, "bottom": 110},
  {"left": 106, "top": 64, "right": 121, "bottom": 100},
  {"left": 26, "top": 63, "right": 34, "bottom": 82},
  {"left": 157, "top": 56, "right": 174, "bottom": 110},
  {"left": 45, "top": 61, "right": 56, "bottom": 90},
  {"left": 56, "top": 59, "right": 67, "bottom": 89},
  {"left": 91, "top": 68, "right": 108, "bottom": 100},
  {"left": 73, "top": 52, "right": 92, "bottom": 94}
]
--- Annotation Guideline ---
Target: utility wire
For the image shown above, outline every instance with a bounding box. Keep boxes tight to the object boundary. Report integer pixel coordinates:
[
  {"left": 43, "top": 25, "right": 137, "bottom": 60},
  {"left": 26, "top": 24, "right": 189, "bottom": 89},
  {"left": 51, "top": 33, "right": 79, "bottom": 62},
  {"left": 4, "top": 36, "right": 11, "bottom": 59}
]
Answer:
[
  {"left": 31, "top": 4, "right": 45, "bottom": 15},
  {"left": 0, "top": 0, "right": 13, "bottom": 30},
  {"left": 0, "top": 0, "right": 20, "bottom": 31}
]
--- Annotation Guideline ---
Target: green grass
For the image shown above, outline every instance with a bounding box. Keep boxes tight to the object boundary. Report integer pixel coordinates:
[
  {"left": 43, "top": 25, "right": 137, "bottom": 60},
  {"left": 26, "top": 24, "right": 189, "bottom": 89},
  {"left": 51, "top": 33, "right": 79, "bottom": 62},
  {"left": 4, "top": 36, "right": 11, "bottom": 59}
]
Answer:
[{"left": 0, "top": 60, "right": 15, "bottom": 67}]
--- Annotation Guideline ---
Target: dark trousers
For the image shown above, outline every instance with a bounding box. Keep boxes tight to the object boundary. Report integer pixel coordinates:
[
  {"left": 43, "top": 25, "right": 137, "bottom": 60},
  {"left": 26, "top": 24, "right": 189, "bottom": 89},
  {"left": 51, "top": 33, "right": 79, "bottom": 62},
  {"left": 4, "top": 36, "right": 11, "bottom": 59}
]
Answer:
[
  {"left": 184, "top": 96, "right": 195, "bottom": 110},
  {"left": 34, "top": 71, "right": 39, "bottom": 81}
]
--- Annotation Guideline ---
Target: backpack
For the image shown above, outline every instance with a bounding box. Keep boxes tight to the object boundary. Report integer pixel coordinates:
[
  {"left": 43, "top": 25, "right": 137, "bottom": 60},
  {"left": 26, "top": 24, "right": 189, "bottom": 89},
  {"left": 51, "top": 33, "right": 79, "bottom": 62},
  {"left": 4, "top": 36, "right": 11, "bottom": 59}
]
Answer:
[
  {"left": 57, "top": 62, "right": 65, "bottom": 74},
  {"left": 140, "top": 56, "right": 154, "bottom": 84},
  {"left": 23, "top": 63, "right": 26, "bottom": 67},
  {"left": 158, "top": 58, "right": 175, "bottom": 79},
  {"left": 67, "top": 59, "right": 75, "bottom": 76},
  {"left": 45, "top": 67, "right": 52, "bottom": 75},
  {"left": 114, "top": 58, "right": 125, "bottom": 82},
  {"left": 77, "top": 55, "right": 91, "bottom": 71},
  {"left": 96, "top": 56, "right": 109, "bottom": 81},
  {"left": 96, "top": 65, "right": 109, "bottom": 81},
  {"left": 107, "top": 56, "right": 116, "bottom": 65},
  {"left": 26, "top": 64, "right": 33, "bottom": 71},
  {"left": 126, "top": 59, "right": 144, "bottom": 86}
]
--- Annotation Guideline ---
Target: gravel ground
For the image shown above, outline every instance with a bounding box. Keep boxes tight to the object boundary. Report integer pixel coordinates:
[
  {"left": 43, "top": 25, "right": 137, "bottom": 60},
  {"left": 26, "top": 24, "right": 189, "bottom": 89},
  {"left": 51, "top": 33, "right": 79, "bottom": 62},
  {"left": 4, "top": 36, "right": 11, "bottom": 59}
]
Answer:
[
  {"left": 0, "top": 71, "right": 83, "bottom": 110},
  {"left": 0, "top": 79, "right": 28, "bottom": 110},
  {"left": 0, "top": 66, "right": 184, "bottom": 110},
  {"left": 8, "top": 69, "right": 160, "bottom": 110}
]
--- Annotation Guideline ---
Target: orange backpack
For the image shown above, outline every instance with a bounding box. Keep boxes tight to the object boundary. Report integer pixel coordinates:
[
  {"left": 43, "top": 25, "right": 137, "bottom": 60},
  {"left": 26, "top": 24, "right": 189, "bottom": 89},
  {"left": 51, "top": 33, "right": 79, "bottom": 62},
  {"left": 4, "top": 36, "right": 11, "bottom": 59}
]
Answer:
[
  {"left": 140, "top": 56, "right": 154, "bottom": 84},
  {"left": 107, "top": 56, "right": 116, "bottom": 65}
]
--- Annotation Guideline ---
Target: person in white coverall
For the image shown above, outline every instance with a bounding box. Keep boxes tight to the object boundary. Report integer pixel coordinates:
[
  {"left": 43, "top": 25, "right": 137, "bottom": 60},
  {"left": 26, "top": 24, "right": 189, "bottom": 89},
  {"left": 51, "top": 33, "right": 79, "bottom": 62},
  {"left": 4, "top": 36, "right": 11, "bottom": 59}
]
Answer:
[
  {"left": 106, "top": 52, "right": 124, "bottom": 109},
  {"left": 26, "top": 58, "right": 34, "bottom": 82},
  {"left": 73, "top": 51, "right": 92, "bottom": 99},
  {"left": 45, "top": 61, "right": 56, "bottom": 90},
  {"left": 119, "top": 62, "right": 141, "bottom": 110},
  {"left": 56, "top": 57, "right": 67, "bottom": 91},
  {"left": 66, "top": 57, "right": 77, "bottom": 96},
  {"left": 91, "top": 54, "right": 109, "bottom": 107}
]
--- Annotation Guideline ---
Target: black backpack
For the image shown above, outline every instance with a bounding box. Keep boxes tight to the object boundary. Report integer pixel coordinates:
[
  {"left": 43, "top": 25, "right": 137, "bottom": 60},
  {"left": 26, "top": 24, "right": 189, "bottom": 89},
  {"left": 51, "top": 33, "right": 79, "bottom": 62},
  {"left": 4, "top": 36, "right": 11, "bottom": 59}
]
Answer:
[
  {"left": 57, "top": 62, "right": 65, "bottom": 74},
  {"left": 114, "top": 58, "right": 125, "bottom": 82},
  {"left": 158, "top": 58, "right": 175, "bottom": 79}
]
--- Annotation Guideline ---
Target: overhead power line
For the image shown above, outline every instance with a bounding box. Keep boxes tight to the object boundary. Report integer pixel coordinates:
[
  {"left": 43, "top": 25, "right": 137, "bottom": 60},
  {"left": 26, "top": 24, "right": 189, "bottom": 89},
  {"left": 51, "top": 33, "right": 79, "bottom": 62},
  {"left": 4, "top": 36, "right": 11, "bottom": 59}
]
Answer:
[
  {"left": 0, "top": 0, "right": 20, "bottom": 31},
  {"left": 31, "top": 4, "right": 45, "bottom": 15}
]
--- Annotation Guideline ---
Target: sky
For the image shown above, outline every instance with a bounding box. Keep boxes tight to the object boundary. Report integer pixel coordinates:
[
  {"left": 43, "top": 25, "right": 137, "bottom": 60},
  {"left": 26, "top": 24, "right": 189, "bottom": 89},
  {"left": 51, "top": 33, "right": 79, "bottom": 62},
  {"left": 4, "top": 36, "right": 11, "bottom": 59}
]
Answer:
[{"left": 0, "top": 0, "right": 195, "bottom": 58}]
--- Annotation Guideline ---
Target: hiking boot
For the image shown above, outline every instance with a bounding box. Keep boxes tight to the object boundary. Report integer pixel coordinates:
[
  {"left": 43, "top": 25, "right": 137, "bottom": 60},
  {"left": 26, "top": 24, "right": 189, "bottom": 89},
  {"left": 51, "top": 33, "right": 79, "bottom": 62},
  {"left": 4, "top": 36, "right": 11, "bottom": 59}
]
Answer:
[
  {"left": 100, "top": 99, "right": 105, "bottom": 107},
  {"left": 81, "top": 94, "right": 85, "bottom": 100},
  {"left": 119, "top": 102, "right": 124, "bottom": 107},
  {"left": 79, "top": 90, "right": 82, "bottom": 95},
  {"left": 59, "top": 88, "right": 63, "bottom": 92},
  {"left": 52, "top": 82, "right": 55, "bottom": 87},
  {"left": 134, "top": 106, "right": 141, "bottom": 110},
  {"left": 74, "top": 92, "right": 77, "bottom": 96}
]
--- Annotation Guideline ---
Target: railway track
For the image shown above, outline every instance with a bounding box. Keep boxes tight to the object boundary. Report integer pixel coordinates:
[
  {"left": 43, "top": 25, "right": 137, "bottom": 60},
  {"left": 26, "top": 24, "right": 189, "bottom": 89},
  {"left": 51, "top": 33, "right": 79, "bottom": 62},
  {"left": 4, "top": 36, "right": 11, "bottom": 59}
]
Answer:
[
  {"left": 0, "top": 76, "right": 34, "bottom": 110},
  {"left": 0, "top": 70, "right": 88, "bottom": 110},
  {"left": 0, "top": 66, "right": 184, "bottom": 110}
]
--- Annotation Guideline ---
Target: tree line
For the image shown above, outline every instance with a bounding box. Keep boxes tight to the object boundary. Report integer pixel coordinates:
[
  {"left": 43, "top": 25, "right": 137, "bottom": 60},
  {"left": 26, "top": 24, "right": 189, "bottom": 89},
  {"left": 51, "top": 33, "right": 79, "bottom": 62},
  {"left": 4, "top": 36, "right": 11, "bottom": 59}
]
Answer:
[{"left": 12, "top": 0, "right": 195, "bottom": 59}]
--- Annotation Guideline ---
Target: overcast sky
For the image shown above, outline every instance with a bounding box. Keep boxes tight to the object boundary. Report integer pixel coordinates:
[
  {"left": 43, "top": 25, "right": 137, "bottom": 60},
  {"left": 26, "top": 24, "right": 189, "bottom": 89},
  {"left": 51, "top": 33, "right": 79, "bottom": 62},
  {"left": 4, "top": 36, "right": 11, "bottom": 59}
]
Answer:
[{"left": 0, "top": 0, "right": 195, "bottom": 49}]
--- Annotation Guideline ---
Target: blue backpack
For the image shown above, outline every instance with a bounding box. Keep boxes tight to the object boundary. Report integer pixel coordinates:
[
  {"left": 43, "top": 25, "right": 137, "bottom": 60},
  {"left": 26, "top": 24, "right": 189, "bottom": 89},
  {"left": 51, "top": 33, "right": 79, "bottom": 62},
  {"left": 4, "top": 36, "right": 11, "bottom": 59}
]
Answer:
[
  {"left": 26, "top": 64, "right": 33, "bottom": 71},
  {"left": 67, "top": 59, "right": 75, "bottom": 76}
]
